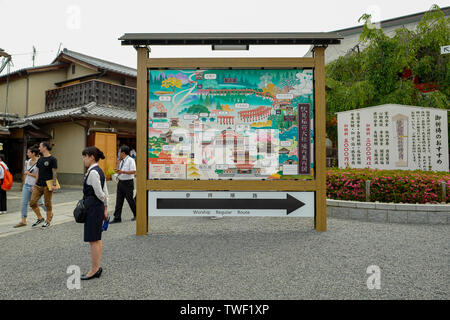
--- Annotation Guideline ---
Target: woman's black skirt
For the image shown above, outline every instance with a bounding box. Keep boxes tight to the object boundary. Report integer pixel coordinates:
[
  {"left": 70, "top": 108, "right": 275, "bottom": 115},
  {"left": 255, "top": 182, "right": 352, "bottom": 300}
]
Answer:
[{"left": 84, "top": 197, "right": 104, "bottom": 242}]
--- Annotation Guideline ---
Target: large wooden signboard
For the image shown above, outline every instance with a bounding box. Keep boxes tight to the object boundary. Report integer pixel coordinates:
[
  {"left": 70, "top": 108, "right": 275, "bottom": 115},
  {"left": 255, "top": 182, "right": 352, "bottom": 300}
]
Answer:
[{"left": 135, "top": 51, "right": 327, "bottom": 235}]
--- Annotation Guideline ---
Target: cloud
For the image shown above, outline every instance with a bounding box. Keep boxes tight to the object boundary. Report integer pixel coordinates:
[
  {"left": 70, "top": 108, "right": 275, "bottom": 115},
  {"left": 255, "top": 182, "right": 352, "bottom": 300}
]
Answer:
[{"left": 290, "top": 71, "right": 313, "bottom": 95}]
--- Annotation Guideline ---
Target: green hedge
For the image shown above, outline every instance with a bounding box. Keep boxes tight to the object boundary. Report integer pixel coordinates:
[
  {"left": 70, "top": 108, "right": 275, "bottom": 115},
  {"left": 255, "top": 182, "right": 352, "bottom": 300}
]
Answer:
[{"left": 327, "top": 168, "right": 450, "bottom": 204}]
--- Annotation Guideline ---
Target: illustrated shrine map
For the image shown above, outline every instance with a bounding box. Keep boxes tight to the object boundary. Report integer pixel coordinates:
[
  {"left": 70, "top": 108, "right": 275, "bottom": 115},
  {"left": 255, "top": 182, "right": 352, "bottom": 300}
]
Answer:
[{"left": 148, "top": 69, "right": 314, "bottom": 180}]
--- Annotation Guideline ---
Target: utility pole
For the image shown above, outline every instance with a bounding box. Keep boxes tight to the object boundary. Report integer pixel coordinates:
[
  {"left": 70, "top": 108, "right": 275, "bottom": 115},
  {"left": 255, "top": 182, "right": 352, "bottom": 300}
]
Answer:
[
  {"left": 0, "top": 49, "right": 12, "bottom": 117},
  {"left": 57, "top": 43, "right": 63, "bottom": 56},
  {"left": 32, "top": 46, "right": 37, "bottom": 67},
  {"left": 0, "top": 49, "right": 12, "bottom": 74}
]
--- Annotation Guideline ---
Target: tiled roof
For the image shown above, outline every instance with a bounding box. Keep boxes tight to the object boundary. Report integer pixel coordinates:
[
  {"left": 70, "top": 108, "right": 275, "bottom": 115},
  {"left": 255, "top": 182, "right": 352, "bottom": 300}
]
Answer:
[
  {"left": 2, "top": 49, "right": 137, "bottom": 80},
  {"left": 57, "top": 49, "right": 137, "bottom": 78},
  {"left": 20, "top": 102, "right": 136, "bottom": 122},
  {"left": 0, "top": 62, "right": 67, "bottom": 81}
]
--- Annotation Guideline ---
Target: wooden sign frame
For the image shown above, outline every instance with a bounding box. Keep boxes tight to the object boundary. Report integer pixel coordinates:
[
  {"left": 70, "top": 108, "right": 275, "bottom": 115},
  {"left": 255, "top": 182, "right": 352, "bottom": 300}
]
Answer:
[{"left": 135, "top": 47, "right": 327, "bottom": 235}]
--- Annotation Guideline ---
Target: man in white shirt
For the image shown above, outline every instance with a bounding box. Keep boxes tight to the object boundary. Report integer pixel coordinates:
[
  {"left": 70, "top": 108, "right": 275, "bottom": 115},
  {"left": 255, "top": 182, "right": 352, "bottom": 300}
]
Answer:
[{"left": 111, "top": 145, "right": 136, "bottom": 223}]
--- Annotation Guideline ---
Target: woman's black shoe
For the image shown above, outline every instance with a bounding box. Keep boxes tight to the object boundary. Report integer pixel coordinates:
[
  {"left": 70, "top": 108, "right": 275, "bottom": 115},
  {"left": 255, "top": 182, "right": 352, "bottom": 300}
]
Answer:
[{"left": 81, "top": 267, "right": 103, "bottom": 280}]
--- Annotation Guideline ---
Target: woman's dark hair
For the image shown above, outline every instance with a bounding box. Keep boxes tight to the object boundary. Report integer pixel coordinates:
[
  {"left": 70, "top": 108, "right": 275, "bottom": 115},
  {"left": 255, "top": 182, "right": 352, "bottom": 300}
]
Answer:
[
  {"left": 120, "top": 145, "right": 130, "bottom": 155},
  {"left": 28, "top": 145, "right": 40, "bottom": 156},
  {"left": 41, "top": 141, "right": 52, "bottom": 151},
  {"left": 82, "top": 146, "right": 105, "bottom": 162}
]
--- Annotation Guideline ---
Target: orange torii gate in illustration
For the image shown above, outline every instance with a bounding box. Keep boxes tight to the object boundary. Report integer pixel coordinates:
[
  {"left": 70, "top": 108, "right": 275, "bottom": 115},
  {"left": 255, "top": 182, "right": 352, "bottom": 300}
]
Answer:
[
  {"left": 238, "top": 106, "right": 272, "bottom": 122},
  {"left": 217, "top": 116, "right": 235, "bottom": 125}
]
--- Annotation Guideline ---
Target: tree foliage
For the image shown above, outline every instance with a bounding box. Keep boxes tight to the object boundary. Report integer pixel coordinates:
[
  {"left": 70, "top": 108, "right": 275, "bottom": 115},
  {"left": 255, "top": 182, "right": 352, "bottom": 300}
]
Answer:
[
  {"left": 326, "top": 5, "right": 449, "bottom": 144},
  {"left": 161, "top": 77, "right": 182, "bottom": 91}
]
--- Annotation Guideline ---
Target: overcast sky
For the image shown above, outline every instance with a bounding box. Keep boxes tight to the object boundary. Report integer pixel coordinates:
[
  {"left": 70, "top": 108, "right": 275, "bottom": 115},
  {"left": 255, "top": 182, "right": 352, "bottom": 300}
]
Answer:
[{"left": 1, "top": 0, "right": 448, "bottom": 73}]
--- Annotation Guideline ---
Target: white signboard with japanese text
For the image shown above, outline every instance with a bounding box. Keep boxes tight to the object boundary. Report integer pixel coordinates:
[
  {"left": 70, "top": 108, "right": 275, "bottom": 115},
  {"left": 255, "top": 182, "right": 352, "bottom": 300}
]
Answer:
[{"left": 337, "top": 104, "right": 448, "bottom": 172}]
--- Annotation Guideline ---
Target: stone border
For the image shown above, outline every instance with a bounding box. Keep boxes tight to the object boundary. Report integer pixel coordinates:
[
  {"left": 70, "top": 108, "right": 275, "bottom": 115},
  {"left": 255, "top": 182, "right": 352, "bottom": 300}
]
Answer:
[{"left": 327, "top": 199, "right": 449, "bottom": 224}]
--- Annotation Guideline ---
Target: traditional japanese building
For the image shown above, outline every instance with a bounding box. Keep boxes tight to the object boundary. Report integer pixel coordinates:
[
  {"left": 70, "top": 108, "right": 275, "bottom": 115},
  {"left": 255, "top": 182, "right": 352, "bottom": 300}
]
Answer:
[{"left": 0, "top": 49, "right": 137, "bottom": 184}]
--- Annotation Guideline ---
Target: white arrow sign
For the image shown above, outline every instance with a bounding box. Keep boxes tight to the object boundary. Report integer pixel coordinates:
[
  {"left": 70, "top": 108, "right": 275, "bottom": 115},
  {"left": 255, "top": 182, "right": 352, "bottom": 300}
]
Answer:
[
  {"left": 441, "top": 45, "right": 450, "bottom": 55},
  {"left": 148, "top": 191, "right": 315, "bottom": 217}
]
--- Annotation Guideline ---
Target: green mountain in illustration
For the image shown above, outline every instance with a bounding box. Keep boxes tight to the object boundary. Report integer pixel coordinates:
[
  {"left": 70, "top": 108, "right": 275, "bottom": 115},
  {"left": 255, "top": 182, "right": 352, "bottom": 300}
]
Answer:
[{"left": 180, "top": 104, "right": 210, "bottom": 115}]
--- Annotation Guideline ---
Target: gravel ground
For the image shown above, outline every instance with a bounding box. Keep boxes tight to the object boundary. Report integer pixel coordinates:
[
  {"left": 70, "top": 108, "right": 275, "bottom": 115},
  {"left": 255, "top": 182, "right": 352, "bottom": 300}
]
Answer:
[{"left": 0, "top": 213, "right": 448, "bottom": 300}]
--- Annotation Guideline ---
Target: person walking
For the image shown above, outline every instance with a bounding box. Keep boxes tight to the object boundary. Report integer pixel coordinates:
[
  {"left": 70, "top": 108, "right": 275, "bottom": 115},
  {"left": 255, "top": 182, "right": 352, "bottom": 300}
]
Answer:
[
  {"left": 111, "top": 145, "right": 136, "bottom": 223},
  {"left": 0, "top": 154, "right": 8, "bottom": 214},
  {"left": 29, "top": 141, "right": 58, "bottom": 228},
  {"left": 80, "top": 146, "right": 109, "bottom": 280},
  {"left": 14, "top": 145, "right": 47, "bottom": 228}
]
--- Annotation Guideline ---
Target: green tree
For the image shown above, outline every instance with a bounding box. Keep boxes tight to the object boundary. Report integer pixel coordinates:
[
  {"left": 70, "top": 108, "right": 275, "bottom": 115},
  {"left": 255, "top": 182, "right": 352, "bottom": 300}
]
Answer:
[
  {"left": 325, "top": 5, "right": 449, "bottom": 146},
  {"left": 204, "top": 95, "right": 212, "bottom": 107}
]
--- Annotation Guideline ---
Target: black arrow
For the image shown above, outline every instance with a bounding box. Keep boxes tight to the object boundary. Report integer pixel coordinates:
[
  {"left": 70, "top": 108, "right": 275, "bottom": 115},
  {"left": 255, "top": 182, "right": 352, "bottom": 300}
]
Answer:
[{"left": 157, "top": 194, "right": 305, "bottom": 215}]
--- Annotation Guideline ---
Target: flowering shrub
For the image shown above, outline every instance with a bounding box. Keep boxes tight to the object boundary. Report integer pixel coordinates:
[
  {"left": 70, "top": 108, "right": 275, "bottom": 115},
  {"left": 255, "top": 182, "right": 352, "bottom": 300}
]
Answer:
[{"left": 327, "top": 168, "right": 450, "bottom": 204}]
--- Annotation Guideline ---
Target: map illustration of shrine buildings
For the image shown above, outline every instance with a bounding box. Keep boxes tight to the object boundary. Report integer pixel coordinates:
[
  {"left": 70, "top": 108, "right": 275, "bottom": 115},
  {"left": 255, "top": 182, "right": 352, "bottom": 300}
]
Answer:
[{"left": 148, "top": 69, "right": 314, "bottom": 180}]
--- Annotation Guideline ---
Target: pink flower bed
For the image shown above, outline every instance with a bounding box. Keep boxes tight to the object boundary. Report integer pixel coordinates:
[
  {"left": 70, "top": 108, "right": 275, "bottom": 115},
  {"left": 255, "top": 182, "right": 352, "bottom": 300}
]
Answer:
[{"left": 327, "top": 168, "right": 450, "bottom": 204}]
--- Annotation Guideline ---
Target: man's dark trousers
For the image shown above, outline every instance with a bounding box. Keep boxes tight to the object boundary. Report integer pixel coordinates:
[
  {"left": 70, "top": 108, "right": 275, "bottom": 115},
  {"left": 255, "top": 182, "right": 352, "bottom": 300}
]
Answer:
[{"left": 114, "top": 179, "right": 136, "bottom": 220}]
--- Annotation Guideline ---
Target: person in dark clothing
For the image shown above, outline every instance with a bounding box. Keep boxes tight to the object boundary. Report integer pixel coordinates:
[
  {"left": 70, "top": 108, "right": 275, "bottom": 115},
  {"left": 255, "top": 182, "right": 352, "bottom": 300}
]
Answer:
[
  {"left": 29, "top": 141, "right": 58, "bottom": 228},
  {"left": 81, "top": 146, "right": 109, "bottom": 280},
  {"left": 111, "top": 145, "right": 136, "bottom": 223}
]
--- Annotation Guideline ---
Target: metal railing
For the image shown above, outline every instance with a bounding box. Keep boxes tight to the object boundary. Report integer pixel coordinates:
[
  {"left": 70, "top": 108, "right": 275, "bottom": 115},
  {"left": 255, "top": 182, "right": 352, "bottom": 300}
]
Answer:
[{"left": 45, "top": 80, "right": 136, "bottom": 112}]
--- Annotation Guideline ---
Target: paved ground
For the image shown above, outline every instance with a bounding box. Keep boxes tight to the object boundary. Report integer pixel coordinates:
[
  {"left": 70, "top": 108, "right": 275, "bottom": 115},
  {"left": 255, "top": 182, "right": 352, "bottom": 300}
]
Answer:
[
  {"left": 0, "top": 184, "right": 448, "bottom": 300},
  {"left": 0, "top": 182, "right": 119, "bottom": 237}
]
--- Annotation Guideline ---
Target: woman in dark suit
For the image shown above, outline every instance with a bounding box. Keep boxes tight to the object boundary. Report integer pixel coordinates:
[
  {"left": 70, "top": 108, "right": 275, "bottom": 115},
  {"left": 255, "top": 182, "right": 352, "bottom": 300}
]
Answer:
[{"left": 81, "top": 146, "right": 109, "bottom": 280}]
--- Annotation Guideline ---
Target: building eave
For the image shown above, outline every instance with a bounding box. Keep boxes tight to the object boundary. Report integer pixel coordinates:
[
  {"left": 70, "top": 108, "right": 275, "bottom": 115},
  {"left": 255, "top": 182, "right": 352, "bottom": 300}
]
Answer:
[
  {"left": 0, "top": 62, "right": 68, "bottom": 83},
  {"left": 53, "top": 49, "right": 137, "bottom": 78},
  {"left": 119, "top": 32, "right": 343, "bottom": 46}
]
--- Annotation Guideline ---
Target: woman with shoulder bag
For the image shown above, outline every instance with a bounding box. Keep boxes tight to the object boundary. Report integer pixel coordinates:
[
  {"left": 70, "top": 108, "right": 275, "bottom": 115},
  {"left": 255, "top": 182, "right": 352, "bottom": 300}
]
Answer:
[
  {"left": 81, "top": 146, "right": 109, "bottom": 280},
  {"left": 14, "top": 146, "right": 46, "bottom": 228}
]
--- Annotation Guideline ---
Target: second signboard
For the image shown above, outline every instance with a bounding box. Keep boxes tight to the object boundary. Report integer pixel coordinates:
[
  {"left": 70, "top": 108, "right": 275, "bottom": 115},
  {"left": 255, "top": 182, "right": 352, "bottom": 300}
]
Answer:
[{"left": 337, "top": 104, "right": 449, "bottom": 171}]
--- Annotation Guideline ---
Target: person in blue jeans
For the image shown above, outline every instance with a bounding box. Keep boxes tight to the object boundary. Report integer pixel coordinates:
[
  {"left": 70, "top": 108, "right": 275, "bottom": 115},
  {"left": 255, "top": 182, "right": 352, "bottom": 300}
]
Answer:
[{"left": 14, "top": 145, "right": 46, "bottom": 228}]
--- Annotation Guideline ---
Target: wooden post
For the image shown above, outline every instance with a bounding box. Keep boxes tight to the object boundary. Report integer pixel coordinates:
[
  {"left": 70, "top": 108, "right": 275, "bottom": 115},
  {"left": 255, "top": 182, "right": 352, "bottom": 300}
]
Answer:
[
  {"left": 136, "top": 47, "right": 149, "bottom": 236},
  {"left": 314, "top": 46, "right": 327, "bottom": 232}
]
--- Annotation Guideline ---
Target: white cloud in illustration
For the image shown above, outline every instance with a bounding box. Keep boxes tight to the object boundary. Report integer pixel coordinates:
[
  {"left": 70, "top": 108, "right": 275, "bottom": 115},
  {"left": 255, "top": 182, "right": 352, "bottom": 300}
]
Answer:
[{"left": 290, "top": 71, "right": 313, "bottom": 96}]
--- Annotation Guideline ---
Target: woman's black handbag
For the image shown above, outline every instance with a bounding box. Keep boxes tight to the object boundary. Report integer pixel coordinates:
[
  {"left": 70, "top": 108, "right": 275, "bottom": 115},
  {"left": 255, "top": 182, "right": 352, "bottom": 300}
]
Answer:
[
  {"left": 73, "top": 198, "right": 87, "bottom": 223},
  {"left": 74, "top": 169, "right": 94, "bottom": 223}
]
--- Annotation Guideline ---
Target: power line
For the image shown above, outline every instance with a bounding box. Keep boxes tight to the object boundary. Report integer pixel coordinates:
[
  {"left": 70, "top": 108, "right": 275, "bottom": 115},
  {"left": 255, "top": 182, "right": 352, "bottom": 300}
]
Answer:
[{"left": 9, "top": 49, "right": 56, "bottom": 56}]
